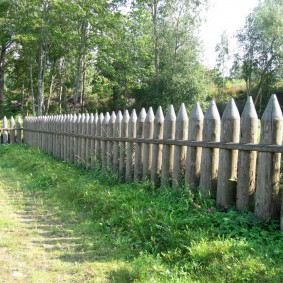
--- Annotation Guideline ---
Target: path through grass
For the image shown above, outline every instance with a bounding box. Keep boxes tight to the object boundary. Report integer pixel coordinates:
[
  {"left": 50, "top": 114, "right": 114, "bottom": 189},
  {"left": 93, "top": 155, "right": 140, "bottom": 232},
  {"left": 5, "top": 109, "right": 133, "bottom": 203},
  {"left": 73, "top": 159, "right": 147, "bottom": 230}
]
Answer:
[{"left": 0, "top": 144, "right": 283, "bottom": 282}]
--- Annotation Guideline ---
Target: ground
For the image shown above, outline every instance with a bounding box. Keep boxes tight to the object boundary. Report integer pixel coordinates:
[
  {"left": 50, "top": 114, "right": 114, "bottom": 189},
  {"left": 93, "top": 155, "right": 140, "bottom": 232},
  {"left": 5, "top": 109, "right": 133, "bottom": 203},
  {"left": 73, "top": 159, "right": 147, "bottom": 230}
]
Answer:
[{"left": 0, "top": 184, "right": 127, "bottom": 283}]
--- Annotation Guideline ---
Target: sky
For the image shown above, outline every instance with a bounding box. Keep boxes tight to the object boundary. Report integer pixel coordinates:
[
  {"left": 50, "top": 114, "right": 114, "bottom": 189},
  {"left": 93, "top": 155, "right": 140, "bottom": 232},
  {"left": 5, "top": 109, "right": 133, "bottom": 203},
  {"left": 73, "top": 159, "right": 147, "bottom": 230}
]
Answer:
[{"left": 200, "top": 0, "right": 259, "bottom": 69}]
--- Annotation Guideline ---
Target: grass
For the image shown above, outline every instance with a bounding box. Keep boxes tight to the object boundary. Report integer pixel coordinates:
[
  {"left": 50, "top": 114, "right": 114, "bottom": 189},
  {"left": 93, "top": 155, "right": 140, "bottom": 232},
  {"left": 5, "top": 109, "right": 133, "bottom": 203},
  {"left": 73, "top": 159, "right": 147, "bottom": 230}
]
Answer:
[{"left": 0, "top": 144, "right": 283, "bottom": 282}]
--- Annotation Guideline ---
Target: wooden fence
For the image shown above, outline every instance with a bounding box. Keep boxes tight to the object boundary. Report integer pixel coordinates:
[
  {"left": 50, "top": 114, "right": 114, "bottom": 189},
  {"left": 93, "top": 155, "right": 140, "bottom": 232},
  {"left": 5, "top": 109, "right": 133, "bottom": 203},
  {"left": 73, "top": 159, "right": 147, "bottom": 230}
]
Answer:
[
  {"left": 0, "top": 116, "right": 23, "bottom": 144},
  {"left": 23, "top": 95, "right": 283, "bottom": 229}
]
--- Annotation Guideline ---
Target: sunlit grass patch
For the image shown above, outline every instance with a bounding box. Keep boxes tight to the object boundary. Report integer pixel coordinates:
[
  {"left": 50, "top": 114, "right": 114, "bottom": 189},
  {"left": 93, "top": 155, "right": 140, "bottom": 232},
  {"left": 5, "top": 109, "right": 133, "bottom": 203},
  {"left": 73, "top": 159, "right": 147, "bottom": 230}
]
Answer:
[{"left": 0, "top": 144, "right": 283, "bottom": 282}]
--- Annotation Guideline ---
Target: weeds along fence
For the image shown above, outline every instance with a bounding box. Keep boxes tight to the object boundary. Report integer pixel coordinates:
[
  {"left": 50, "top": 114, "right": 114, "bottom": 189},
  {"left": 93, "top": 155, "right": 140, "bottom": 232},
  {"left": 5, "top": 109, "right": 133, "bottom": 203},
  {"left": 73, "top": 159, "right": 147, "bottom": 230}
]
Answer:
[
  {"left": 0, "top": 116, "right": 23, "bottom": 144},
  {"left": 23, "top": 95, "right": 283, "bottom": 229}
]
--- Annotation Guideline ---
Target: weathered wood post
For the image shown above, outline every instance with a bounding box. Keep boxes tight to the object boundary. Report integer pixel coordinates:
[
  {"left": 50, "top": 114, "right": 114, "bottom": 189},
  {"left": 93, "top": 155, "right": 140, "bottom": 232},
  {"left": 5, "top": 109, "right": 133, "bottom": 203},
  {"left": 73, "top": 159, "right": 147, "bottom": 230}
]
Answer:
[
  {"left": 255, "top": 94, "right": 282, "bottom": 219},
  {"left": 95, "top": 113, "right": 104, "bottom": 167},
  {"left": 90, "top": 113, "right": 98, "bottom": 167},
  {"left": 237, "top": 97, "right": 258, "bottom": 210},
  {"left": 119, "top": 110, "right": 129, "bottom": 178},
  {"left": 185, "top": 103, "right": 204, "bottom": 189},
  {"left": 75, "top": 114, "right": 82, "bottom": 163},
  {"left": 63, "top": 115, "right": 68, "bottom": 161},
  {"left": 10, "top": 117, "right": 15, "bottom": 143},
  {"left": 199, "top": 101, "right": 221, "bottom": 195},
  {"left": 52, "top": 116, "right": 56, "bottom": 155},
  {"left": 80, "top": 113, "right": 86, "bottom": 165},
  {"left": 71, "top": 114, "right": 77, "bottom": 163},
  {"left": 84, "top": 113, "right": 90, "bottom": 166},
  {"left": 113, "top": 111, "right": 123, "bottom": 172},
  {"left": 87, "top": 113, "right": 93, "bottom": 167},
  {"left": 142, "top": 107, "right": 154, "bottom": 179},
  {"left": 161, "top": 105, "right": 176, "bottom": 188},
  {"left": 3, "top": 116, "right": 8, "bottom": 144},
  {"left": 126, "top": 110, "right": 137, "bottom": 181},
  {"left": 134, "top": 108, "right": 146, "bottom": 180},
  {"left": 66, "top": 114, "right": 72, "bottom": 161},
  {"left": 216, "top": 99, "right": 240, "bottom": 208},
  {"left": 107, "top": 111, "right": 116, "bottom": 170},
  {"left": 101, "top": 112, "right": 110, "bottom": 171},
  {"left": 172, "top": 103, "right": 188, "bottom": 189},
  {"left": 23, "top": 117, "right": 28, "bottom": 145},
  {"left": 151, "top": 106, "right": 164, "bottom": 184}
]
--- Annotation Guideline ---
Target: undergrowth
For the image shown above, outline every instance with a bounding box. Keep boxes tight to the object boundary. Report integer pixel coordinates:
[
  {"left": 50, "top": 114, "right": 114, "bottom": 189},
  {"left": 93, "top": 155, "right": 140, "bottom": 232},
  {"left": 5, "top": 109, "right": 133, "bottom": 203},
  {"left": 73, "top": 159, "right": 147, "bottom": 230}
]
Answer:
[{"left": 0, "top": 144, "right": 283, "bottom": 282}]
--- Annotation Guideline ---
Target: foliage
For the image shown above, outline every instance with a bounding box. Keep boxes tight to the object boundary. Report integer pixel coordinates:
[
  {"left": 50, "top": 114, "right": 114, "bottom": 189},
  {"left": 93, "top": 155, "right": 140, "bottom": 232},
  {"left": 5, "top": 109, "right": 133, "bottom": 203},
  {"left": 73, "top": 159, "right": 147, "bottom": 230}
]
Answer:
[
  {"left": 0, "top": 144, "right": 283, "bottom": 282},
  {"left": 234, "top": 0, "right": 283, "bottom": 111}
]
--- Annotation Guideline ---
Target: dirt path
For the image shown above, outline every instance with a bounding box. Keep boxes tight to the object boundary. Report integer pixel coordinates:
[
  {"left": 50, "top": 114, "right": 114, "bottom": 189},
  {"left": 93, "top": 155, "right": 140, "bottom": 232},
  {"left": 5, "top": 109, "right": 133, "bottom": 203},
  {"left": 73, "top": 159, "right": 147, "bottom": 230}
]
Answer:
[{"left": 0, "top": 185, "right": 126, "bottom": 283}]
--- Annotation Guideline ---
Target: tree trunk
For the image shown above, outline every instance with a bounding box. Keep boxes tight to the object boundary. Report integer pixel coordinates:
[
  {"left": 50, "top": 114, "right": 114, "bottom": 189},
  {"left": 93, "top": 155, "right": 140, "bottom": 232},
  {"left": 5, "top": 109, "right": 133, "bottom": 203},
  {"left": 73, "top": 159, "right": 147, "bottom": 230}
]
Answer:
[
  {"left": 30, "top": 62, "right": 35, "bottom": 116},
  {"left": 81, "top": 55, "right": 86, "bottom": 112},
  {"left": 0, "top": 44, "right": 7, "bottom": 113},
  {"left": 152, "top": 1, "right": 159, "bottom": 79},
  {"left": 21, "top": 83, "right": 25, "bottom": 113},
  {"left": 45, "top": 74, "right": 56, "bottom": 115},
  {"left": 37, "top": 40, "right": 45, "bottom": 116},
  {"left": 58, "top": 57, "right": 65, "bottom": 114}
]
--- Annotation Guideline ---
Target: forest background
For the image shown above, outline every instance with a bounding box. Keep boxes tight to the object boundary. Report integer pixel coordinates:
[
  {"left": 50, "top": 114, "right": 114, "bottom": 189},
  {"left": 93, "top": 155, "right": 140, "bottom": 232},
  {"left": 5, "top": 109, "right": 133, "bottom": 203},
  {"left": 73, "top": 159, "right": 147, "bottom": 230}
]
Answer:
[{"left": 0, "top": 0, "right": 283, "bottom": 117}]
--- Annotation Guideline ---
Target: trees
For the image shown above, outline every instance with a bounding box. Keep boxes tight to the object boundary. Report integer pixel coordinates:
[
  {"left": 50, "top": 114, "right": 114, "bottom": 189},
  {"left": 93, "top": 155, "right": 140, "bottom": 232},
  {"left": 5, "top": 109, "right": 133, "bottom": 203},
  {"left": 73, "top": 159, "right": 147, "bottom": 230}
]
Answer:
[{"left": 235, "top": 0, "right": 283, "bottom": 107}]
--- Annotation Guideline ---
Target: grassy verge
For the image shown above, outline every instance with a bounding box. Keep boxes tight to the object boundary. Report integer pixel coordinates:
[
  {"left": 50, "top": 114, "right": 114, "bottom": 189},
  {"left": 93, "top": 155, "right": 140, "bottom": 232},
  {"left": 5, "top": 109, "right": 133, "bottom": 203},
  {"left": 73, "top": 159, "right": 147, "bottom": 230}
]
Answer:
[{"left": 0, "top": 144, "right": 283, "bottom": 282}]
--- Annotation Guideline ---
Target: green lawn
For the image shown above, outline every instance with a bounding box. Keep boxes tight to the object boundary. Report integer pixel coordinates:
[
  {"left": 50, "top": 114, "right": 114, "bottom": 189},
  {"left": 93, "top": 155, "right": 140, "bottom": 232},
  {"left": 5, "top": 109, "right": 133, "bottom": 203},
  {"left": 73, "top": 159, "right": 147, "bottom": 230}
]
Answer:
[{"left": 0, "top": 144, "right": 282, "bottom": 282}]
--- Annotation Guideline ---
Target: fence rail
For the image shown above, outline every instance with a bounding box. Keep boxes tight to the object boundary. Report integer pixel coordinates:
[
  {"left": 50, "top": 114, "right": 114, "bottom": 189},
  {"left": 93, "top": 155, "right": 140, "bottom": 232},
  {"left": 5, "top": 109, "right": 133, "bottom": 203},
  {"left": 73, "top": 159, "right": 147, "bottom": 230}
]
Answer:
[{"left": 6, "top": 95, "right": 283, "bottom": 230}]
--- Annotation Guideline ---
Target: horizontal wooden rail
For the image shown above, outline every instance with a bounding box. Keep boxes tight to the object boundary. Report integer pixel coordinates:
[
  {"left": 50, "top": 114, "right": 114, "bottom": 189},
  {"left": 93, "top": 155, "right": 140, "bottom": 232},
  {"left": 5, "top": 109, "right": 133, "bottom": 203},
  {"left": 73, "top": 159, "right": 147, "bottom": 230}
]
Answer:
[
  {"left": 23, "top": 128, "right": 283, "bottom": 153},
  {"left": 0, "top": 128, "right": 23, "bottom": 131}
]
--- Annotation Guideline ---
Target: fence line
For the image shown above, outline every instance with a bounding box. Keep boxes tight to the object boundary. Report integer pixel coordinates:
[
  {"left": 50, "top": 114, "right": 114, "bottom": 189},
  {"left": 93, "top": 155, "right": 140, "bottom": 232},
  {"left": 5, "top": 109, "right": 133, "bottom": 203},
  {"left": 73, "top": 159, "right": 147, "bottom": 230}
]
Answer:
[
  {"left": 8, "top": 95, "right": 283, "bottom": 229},
  {"left": 0, "top": 116, "right": 22, "bottom": 144}
]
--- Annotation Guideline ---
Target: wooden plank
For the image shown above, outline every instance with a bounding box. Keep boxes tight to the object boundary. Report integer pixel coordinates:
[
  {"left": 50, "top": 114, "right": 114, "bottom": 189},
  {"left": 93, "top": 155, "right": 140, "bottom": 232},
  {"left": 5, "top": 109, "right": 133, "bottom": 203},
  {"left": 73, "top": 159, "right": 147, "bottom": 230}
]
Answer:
[
  {"left": 143, "top": 107, "right": 154, "bottom": 179},
  {"left": 151, "top": 106, "right": 164, "bottom": 184},
  {"left": 126, "top": 110, "right": 137, "bottom": 181},
  {"left": 185, "top": 102, "right": 204, "bottom": 189},
  {"left": 161, "top": 105, "right": 176, "bottom": 187},
  {"left": 119, "top": 110, "right": 129, "bottom": 178},
  {"left": 113, "top": 111, "right": 123, "bottom": 172},
  {"left": 134, "top": 108, "right": 146, "bottom": 180},
  {"left": 10, "top": 117, "right": 15, "bottom": 144},
  {"left": 236, "top": 97, "right": 258, "bottom": 210},
  {"left": 101, "top": 112, "right": 110, "bottom": 171},
  {"left": 255, "top": 94, "right": 283, "bottom": 219},
  {"left": 172, "top": 103, "right": 188, "bottom": 189},
  {"left": 216, "top": 98, "right": 240, "bottom": 208},
  {"left": 199, "top": 101, "right": 221, "bottom": 195}
]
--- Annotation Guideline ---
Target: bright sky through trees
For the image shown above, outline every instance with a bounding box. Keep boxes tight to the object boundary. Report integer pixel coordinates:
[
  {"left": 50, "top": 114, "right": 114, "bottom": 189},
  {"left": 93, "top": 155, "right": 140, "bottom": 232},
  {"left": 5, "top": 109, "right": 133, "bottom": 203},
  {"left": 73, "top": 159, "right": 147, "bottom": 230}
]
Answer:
[{"left": 201, "top": 0, "right": 259, "bottom": 68}]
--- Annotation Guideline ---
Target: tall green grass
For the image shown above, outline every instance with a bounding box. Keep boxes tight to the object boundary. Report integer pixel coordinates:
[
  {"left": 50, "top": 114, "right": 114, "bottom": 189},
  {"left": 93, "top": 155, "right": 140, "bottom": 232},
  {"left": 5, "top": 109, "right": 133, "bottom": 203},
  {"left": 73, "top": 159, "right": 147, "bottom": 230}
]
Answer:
[{"left": 0, "top": 144, "right": 283, "bottom": 282}]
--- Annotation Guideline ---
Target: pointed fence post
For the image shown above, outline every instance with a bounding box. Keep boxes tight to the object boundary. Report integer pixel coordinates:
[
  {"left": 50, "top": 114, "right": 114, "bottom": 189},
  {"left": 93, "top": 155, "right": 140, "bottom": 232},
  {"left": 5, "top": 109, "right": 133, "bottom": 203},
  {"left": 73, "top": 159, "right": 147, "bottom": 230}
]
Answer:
[
  {"left": 216, "top": 99, "right": 240, "bottom": 208},
  {"left": 90, "top": 113, "right": 98, "bottom": 167},
  {"left": 23, "top": 117, "right": 28, "bottom": 145},
  {"left": 75, "top": 114, "right": 82, "bottom": 163},
  {"left": 143, "top": 107, "right": 154, "bottom": 179},
  {"left": 71, "top": 114, "right": 77, "bottom": 163},
  {"left": 126, "top": 110, "right": 137, "bottom": 181},
  {"left": 161, "top": 105, "right": 176, "bottom": 188},
  {"left": 134, "top": 108, "right": 146, "bottom": 180},
  {"left": 87, "top": 113, "right": 94, "bottom": 166},
  {"left": 95, "top": 113, "right": 104, "bottom": 167},
  {"left": 80, "top": 113, "right": 86, "bottom": 165},
  {"left": 119, "top": 110, "right": 129, "bottom": 178},
  {"left": 107, "top": 111, "right": 116, "bottom": 170},
  {"left": 10, "top": 117, "right": 15, "bottom": 143},
  {"left": 3, "top": 116, "right": 8, "bottom": 144},
  {"left": 66, "top": 114, "right": 72, "bottom": 161},
  {"left": 237, "top": 97, "right": 258, "bottom": 210},
  {"left": 199, "top": 101, "right": 221, "bottom": 195},
  {"left": 113, "top": 111, "right": 123, "bottom": 172},
  {"left": 101, "top": 112, "right": 110, "bottom": 171},
  {"left": 185, "top": 103, "right": 204, "bottom": 189},
  {"left": 151, "top": 107, "right": 164, "bottom": 184},
  {"left": 172, "top": 103, "right": 188, "bottom": 189},
  {"left": 255, "top": 94, "right": 283, "bottom": 219},
  {"left": 84, "top": 113, "right": 90, "bottom": 166}
]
